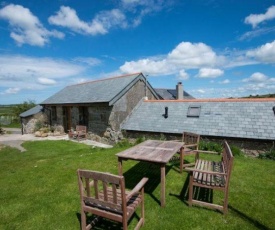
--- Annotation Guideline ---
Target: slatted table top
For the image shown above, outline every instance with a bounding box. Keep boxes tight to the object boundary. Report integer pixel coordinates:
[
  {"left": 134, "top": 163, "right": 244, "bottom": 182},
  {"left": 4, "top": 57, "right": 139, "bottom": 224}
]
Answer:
[{"left": 116, "top": 140, "right": 184, "bottom": 163}]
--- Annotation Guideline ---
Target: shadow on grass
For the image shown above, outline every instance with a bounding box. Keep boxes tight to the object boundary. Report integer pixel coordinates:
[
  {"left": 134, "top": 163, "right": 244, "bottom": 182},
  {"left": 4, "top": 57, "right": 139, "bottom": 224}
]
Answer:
[
  {"left": 228, "top": 205, "right": 272, "bottom": 230},
  {"left": 76, "top": 211, "right": 140, "bottom": 229},
  {"left": 169, "top": 174, "right": 213, "bottom": 206},
  {"left": 169, "top": 172, "right": 189, "bottom": 204},
  {"left": 123, "top": 161, "right": 172, "bottom": 206},
  {"left": 169, "top": 158, "right": 194, "bottom": 174},
  {"left": 76, "top": 212, "right": 123, "bottom": 230}
]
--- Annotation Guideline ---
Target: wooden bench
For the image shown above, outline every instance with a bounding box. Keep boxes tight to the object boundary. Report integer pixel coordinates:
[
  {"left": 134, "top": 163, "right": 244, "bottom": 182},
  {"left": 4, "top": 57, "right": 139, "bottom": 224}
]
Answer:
[
  {"left": 185, "top": 141, "right": 234, "bottom": 214},
  {"left": 68, "top": 125, "right": 87, "bottom": 141}
]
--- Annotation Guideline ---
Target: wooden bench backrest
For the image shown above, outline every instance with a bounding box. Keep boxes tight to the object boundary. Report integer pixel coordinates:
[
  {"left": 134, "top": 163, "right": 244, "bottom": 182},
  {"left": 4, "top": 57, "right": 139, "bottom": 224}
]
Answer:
[
  {"left": 182, "top": 132, "right": 200, "bottom": 149},
  {"left": 77, "top": 170, "right": 126, "bottom": 214},
  {"left": 76, "top": 125, "right": 87, "bottom": 132},
  {"left": 221, "top": 141, "right": 234, "bottom": 184}
]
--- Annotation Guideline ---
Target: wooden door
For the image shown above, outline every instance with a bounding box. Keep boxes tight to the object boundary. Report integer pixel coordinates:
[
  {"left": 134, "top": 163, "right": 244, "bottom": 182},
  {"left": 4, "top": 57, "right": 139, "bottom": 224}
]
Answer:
[{"left": 62, "top": 106, "right": 71, "bottom": 131}]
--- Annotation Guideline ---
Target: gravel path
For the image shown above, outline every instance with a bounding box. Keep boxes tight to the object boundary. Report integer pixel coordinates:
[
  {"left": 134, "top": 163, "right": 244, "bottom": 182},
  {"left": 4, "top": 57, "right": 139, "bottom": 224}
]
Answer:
[{"left": 0, "top": 128, "right": 112, "bottom": 152}]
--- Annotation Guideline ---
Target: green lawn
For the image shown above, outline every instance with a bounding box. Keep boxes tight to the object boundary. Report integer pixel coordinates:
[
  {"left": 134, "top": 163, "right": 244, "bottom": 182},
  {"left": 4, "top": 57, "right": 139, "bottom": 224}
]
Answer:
[{"left": 0, "top": 140, "right": 274, "bottom": 230}]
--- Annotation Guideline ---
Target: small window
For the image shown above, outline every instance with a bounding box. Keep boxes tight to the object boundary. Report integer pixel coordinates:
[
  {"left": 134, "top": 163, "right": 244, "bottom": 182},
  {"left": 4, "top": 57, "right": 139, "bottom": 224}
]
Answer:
[{"left": 187, "top": 106, "right": 201, "bottom": 117}]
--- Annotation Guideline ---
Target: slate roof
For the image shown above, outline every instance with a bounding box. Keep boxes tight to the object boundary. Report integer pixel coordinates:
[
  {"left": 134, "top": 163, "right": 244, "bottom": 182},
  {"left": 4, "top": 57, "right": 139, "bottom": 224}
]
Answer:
[
  {"left": 20, "top": 105, "right": 43, "bottom": 118},
  {"left": 155, "top": 88, "right": 194, "bottom": 100},
  {"left": 121, "top": 98, "right": 275, "bottom": 140},
  {"left": 41, "top": 73, "right": 158, "bottom": 105}
]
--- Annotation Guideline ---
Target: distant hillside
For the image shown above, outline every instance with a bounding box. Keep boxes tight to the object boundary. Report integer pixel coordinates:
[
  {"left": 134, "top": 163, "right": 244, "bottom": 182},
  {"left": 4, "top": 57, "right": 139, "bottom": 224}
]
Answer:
[
  {"left": 243, "top": 94, "right": 275, "bottom": 98},
  {"left": 0, "top": 105, "right": 17, "bottom": 116}
]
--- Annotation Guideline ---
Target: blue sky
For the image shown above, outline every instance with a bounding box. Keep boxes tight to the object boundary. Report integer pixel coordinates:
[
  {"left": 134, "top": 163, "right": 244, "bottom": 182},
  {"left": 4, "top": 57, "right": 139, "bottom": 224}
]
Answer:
[{"left": 0, "top": 0, "right": 275, "bottom": 104}]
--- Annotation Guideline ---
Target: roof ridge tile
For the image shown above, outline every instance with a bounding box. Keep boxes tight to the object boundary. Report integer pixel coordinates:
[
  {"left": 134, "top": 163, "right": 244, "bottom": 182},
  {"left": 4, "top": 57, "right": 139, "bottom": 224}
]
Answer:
[{"left": 72, "top": 72, "right": 142, "bottom": 86}]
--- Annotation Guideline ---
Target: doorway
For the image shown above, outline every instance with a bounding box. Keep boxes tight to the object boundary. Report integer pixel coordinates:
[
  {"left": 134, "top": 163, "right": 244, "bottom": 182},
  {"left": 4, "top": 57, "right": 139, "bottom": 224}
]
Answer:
[{"left": 62, "top": 106, "right": 71, "bottom": 132}]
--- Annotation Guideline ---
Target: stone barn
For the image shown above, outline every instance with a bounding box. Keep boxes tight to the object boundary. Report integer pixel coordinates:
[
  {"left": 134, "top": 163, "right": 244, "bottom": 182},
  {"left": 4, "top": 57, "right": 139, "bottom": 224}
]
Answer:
[{"left": 40, "top": 73, "right": 159, "bottom": 141}]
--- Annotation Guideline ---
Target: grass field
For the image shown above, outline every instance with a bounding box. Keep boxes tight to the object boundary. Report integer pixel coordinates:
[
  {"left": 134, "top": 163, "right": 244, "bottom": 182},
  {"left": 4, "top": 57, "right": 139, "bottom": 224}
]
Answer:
[
  {"left": 0, "top": 105, "right": 16, "bottom": 115},
  {"left": 0, "top": 140, "right": 274, "bottom": 230},
  {"left": 0, "top": 105, "right": 21, "bottom": 128}
]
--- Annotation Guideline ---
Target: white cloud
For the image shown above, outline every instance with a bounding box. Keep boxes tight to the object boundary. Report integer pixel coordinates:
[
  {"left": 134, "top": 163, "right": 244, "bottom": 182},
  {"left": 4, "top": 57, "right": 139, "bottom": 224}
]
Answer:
[
  {"left": 246, "top": 40, "right": 275, "bottom": 63},
  {"left": 168, "top": 42, "right": 218, "bottom": 68},
  {"left": 239, "top": 72, "right": 275, "bottom": 95},
  {"left": 0, "top": 55, "right": 85, "bottom": 94},
  {"left": 120, "top": 41, "right": 223, "bottom": 75},
  {"left": 242, "top": 72, "right": 268, "bottom": 83},
  {"left": 73, "top": 57, "right": 101, "bottom": 66},
  {"left": 120, "top": 58, "right": 173, "bottom": 75},
  {"left": 37, "top": 77, "right": 56, "bottom": 85},
  {"left": 48, "top": 6, "right": 127, "bottom": 35},
  {"left": 239, "top": 26, "right": 275, "bottom": 41},
  {"left": 197, "top": 68, "right": 224, "bottom": 78},
  {"left": 48, "top": 6, "right": 105, "bottom": 35},
  {"left": 0, "top": 4, "right": 64, "bottom": 46},
  {"left": 121, "top": 0, "right": 166, "bottom": 26},
  {"left": 245, "top": 5, "right": 275, "bottom": 28},
  {"left": 197, "top": 89, "right": 205, "bottom": 94},
  {"left": 219, "top": 79, "right": 230, "bottom": 84},
  {"left": 177, "top": 70, "right": 189, "bottom": 80},
  {"left": 48, "top": 1, "right": 168, "bottom": 36},
  {"left": 2, "top": 87, "right": 20, "bottom": 94},
  {"left": 94, "top": 9, "right": 127, "bottom": 30}
]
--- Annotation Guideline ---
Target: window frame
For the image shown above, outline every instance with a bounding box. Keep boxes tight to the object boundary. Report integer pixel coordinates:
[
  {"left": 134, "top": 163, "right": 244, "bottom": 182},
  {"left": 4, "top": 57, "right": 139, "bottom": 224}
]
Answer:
[{"left": 187, "top": 105, "right": 201, "bottom": 118}]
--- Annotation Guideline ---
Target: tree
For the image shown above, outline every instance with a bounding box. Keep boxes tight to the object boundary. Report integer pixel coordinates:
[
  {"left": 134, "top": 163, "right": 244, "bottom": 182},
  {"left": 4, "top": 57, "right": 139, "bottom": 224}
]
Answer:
[{"left": 12, "top": 100, "right": 36, "bottom": 122}]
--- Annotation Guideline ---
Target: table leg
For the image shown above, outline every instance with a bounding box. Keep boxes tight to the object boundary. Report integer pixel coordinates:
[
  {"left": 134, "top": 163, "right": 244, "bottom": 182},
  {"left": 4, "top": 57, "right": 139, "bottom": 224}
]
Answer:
[
  {"left": 180, "top": 147, "right": 183, "bottom": 173},
  {"left": 160, "top": 163, "right": 165, "bottom": 207},
  {"left": 118, "top": 158, "right": 123, "bottom": 176}
]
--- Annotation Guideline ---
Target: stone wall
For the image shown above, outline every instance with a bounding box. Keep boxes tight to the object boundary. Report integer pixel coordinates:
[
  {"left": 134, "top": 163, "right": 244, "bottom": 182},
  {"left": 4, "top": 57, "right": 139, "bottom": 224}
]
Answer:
[
  {"left": 110, "top": 79, "right": 157, "bottom": 131},
  {"left": 21, "top": 113, "right": 47, "bottom": 134},
  {"left": 123, "top": 130, "right": 274, "bottom": 155},
  {"left": 88, "top": 103, "right": 112, "bottom": 135}
]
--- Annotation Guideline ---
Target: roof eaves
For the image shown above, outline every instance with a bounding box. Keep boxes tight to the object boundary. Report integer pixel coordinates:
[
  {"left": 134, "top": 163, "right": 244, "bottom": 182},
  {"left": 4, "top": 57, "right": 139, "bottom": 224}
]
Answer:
[
  {"left": 144, "top": 98, "right": 275, "bottom": 102},
  {"left": 20, "top": 105, "right": 43, "bottom": 118}
]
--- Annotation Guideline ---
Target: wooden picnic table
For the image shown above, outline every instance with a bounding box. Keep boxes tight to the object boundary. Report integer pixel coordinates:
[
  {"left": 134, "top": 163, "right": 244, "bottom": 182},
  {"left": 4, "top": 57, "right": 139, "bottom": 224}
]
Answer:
[{"left": 116, "top": 140, "right": 184, "bottom": 207}]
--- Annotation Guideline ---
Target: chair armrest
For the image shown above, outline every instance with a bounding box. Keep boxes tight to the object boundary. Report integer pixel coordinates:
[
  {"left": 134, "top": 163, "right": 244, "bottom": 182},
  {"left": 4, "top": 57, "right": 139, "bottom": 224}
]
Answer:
[
  {"left": 185, "top": 167, "right": 226, "bottom": 176},
  {"left": 126, "top": 177, "right": 148, "bottom": 201}
]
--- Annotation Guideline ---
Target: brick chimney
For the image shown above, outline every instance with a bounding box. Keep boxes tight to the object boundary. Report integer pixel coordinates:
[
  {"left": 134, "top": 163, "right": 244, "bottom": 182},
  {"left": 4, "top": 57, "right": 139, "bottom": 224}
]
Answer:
[{"left": 176, "top": 82, "right": 183, "bottom": 100}]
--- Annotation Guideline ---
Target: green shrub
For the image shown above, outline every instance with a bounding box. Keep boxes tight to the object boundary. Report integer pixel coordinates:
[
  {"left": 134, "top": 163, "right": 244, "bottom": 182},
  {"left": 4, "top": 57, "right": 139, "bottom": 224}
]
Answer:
[
  {"left": 40, "top": 127, "right": 50, "bottom": 133},
  {"left": 115, "top": 139, "right": 133, "bottom": 148},
  {"left": 0, "top": 126, "right": 4, "bottom": 135},
  {"left": 135, "top": 136, "right": 147, "bottom": 144},
  {"left": 159, "top": 133, "right": 166, "bottom": 141},
  {"left": 34, "top": 120, "right": 43, "bottom": 131},
  {"left": 199, "top": 140, "right": 223, "bottom": 153},
  {"left": 258, "top": 149, "right": 275, "bottom": 160},
  {"left": 230, "top": 145, "right": 244, "bottom": 156}
]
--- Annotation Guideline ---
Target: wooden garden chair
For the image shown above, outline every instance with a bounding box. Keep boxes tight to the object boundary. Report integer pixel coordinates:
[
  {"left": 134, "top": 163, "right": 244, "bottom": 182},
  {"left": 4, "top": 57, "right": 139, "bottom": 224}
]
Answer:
[
  {"left": 68, "top": 125, "right": 87, "bottom": 141},
  {"left": 77, "top": 169, "right": 148, "bottom": 230},
  {"left": 171, "top": 132, "right": 200, "bottom": 173}
]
